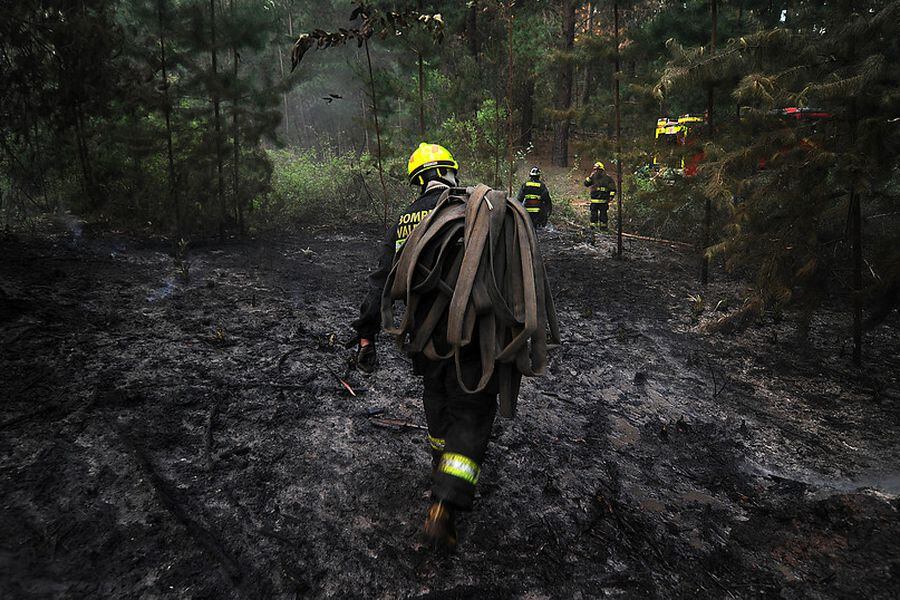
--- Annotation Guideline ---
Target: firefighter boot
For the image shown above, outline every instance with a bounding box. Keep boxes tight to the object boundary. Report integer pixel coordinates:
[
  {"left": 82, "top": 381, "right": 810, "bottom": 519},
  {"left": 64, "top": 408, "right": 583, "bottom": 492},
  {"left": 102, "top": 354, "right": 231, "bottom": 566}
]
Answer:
[
  {"left": 431, "top": 450, "right": 442, "bottom": 476},
  {"left": 423, "top": 501, "right": 458, "bottom": 552}
]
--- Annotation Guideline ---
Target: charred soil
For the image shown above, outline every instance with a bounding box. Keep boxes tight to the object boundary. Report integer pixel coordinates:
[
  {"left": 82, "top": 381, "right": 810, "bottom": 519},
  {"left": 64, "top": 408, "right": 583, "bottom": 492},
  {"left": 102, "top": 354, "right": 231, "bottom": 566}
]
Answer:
[{"left": 1, "top": 225, "right": 898, "bottom": 599}]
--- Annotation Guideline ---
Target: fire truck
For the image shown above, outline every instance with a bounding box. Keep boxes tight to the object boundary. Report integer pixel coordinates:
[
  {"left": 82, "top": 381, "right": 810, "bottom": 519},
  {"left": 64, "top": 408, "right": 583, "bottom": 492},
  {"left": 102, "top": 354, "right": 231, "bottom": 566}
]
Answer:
[
  {"left": 652, "top": 114, "right": 706, "bottom": 177},
  {"left": 651, "top": 108, "right": 831, "bottom": 175}
]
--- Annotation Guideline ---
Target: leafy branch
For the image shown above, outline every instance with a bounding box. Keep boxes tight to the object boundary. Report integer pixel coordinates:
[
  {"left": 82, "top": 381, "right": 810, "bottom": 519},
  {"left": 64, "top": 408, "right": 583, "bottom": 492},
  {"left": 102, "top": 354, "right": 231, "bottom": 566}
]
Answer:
[{"left": 290, "top": 3, "right": 444, "bottom": 71}]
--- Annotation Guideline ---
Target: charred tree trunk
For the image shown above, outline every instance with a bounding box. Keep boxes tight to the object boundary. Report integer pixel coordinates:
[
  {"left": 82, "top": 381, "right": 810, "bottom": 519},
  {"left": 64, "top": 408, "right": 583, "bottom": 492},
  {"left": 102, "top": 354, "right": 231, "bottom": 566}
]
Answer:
[
  {"left": 850, "top": 185, "right": 863, "bottom": 365},
  {"left": 277, "top": 46, "right": 290, "bottom": 141},
  {"left": 700, "top": 0, "right": 717, "bottom": 284},
  {"left": 493, "top": 83, "right": 501, "bottom": 188},
  {"left": 552, "top": 0, "right": 576, "bottom": 167},
  {"left": 363, "top": 38, "right": 388, "bottom": 225},
  {"left": 231, "top": 46, "right": 242, "bottom": 235},
  {"left": 72, "top": 100, "right": 95, "bottom": 208},
  {"left": 519, "top": 76, "right": 535, "bottom": 146},
  {"left": 417, "top": 0, "right": 426, "bottom": 135},
  {"left": 287, "top": 11, "right": 297, "bottom": 143},
  {"left": 582, "top": 2, "right": 594, "bottom": 106},
  {"left": 614, "top": 0, "right": 623, "bottom": 258},
  {"left": 209, "top": 0, "right": 225, "bottom": 239},
  {"left": 157, "top": 0, "right": 180, "bottom": 235},
  {"left": 505, "top": 1, "right": 514, "bottom": 194},
  {"left": 467, "top": 2, "right": 479, "bottom": 60},
  {"left": 848, "top": 96, "right": 862, "bottom": 365},
  {"left": 417, "top": 52, "right": 426, "bottom": 135}
]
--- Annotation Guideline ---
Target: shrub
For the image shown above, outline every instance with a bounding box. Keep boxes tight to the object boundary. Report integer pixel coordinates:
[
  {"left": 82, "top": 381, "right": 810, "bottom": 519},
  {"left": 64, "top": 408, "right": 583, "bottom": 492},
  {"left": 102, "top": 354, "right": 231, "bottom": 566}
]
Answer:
[{"left": 255, "top": 148, "right": 407, "bottom": 228}]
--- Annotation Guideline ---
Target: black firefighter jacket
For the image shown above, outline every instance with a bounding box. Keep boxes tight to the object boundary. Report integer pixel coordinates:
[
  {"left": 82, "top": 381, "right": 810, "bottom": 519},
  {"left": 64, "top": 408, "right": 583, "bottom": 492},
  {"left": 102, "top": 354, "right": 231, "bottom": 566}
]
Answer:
[
  {"left": 515, "top": 179, "right": 553, "bottom": 225},
  {"left": 352, "top": 183, "right": 449, "bottom": 340},
  {"left": 584, "top": 170, "right": 616, "bottom": 203}
]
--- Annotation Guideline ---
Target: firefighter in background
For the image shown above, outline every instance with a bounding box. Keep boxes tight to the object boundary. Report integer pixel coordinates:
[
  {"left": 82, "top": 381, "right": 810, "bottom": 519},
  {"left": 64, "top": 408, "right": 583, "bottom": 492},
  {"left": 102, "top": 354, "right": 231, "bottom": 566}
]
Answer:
[
  {"left": 516, "top": 166, "right": 553, "bottom": 228},
  {"left": 351, "top": 143, "right": 499, "bottom": 552},
  {"left": 584, "top": 161, "right": 616, "bottom": 239}
]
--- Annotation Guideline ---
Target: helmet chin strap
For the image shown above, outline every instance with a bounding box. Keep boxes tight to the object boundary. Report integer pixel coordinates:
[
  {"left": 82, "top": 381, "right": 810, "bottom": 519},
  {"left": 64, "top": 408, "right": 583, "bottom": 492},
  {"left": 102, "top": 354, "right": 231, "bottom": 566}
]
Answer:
[{"left": 420, "top": 169, "right": 458, "bottom": 193}]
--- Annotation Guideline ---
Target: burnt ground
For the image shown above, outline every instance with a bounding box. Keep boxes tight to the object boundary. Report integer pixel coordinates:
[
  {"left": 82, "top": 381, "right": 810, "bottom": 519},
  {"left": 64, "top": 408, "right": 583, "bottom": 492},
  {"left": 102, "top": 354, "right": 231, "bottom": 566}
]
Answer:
[{"left": 1, "top": 224, "right": 898, "bottom": 599}]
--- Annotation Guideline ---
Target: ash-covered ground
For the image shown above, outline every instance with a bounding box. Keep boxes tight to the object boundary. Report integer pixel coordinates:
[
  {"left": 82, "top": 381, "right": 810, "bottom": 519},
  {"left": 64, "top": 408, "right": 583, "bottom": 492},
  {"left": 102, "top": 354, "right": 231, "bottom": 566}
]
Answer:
[{"left": 1, "top": 225, "right": 898, "bottom": 599}]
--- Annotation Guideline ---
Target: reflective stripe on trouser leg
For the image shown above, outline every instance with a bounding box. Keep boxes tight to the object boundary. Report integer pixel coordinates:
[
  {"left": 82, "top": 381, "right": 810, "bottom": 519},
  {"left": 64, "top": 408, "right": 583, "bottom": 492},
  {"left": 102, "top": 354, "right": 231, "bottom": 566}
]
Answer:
[
  {"left": 428, "top": 434, "right": 446, "bottom": 452},
  {"left": 438, "top": 452, "right": 481, "bottom": 485}
]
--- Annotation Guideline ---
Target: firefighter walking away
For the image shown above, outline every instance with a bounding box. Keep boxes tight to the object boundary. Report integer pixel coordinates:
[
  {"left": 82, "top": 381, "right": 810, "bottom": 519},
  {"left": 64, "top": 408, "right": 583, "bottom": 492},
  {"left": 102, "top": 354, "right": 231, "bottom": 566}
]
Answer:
[
  {"left": 584, "top": 161, "right": 616, "bottom": 242},
  {"left": 516, "top": 166, "right": 553, "bottom": 228},
  {"left": 351, "top": 143, "right": 498, "bottom": 552}
]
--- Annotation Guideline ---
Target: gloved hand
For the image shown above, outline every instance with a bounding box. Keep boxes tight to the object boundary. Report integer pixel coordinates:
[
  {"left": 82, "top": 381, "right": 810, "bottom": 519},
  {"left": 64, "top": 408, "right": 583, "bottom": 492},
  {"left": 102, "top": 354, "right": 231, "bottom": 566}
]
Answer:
[{"left": 356, "top": 339, "right": 377, "bottom": 373}]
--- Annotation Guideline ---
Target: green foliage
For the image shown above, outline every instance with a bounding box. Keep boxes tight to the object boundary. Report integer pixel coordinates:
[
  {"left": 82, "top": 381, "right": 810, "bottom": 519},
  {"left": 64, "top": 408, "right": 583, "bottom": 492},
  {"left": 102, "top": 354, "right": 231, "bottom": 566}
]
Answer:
[
  {"left": 627, "top": 169, "right": 706, "bottom": 241},
  {"left": 257, "top": 148, "right": 404, "bottom": 227},
  {"left": 656, "top": 0, "right": 900, "bottom": 333},
  {"left": 2, "top": 0, "right": 898, "bottom": 352},
  {"left": 435, "top": 99, "right": 508, "bottom": 188},
  {"left": 1, "top": 0, "right": 287, "bottom": 236}
]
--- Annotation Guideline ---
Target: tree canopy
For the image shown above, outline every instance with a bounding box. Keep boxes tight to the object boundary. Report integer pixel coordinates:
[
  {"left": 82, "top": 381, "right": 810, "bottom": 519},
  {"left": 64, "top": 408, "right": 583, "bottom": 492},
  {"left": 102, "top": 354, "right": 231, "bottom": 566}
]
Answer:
[{"left": 1, "top": 0, "right": 897, "bottom": 357}]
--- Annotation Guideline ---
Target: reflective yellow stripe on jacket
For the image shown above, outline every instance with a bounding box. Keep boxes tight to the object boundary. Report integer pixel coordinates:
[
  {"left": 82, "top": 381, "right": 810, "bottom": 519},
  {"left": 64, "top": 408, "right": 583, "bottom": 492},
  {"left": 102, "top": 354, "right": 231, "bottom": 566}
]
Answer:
[
  {"left": 523, "top": 181, "right": 543, "bottom": 213},
  {"left": 395, "top": 208, "right": 433, "bottom": 252}
]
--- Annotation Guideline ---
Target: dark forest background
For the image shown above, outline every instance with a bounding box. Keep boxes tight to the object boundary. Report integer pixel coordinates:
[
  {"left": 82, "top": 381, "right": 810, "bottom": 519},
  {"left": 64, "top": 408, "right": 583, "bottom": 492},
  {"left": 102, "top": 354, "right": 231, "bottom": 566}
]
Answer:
[{"left": 2, "top": 0, "right": 898, "bottom": 358}]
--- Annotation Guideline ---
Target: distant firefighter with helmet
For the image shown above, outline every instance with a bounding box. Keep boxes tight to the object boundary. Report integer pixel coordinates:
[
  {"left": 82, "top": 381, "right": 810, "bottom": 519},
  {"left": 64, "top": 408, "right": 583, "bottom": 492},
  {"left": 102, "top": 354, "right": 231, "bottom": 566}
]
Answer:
[
  {"left": 584, "top": 161, "right": 616, "bottom": 239},
  {"left": 516, "top": 166, "right": 553, "bottom": 228}
]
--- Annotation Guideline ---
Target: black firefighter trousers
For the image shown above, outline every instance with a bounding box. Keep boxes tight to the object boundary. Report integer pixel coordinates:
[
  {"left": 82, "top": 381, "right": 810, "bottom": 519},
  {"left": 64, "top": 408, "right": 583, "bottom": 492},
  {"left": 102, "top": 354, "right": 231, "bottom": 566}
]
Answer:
[
  {"left": 418, "top": 356, "right": 498, "bottom": 511},
  {"left": 590, "top": 200, "right": 609, "bottom": 228}
]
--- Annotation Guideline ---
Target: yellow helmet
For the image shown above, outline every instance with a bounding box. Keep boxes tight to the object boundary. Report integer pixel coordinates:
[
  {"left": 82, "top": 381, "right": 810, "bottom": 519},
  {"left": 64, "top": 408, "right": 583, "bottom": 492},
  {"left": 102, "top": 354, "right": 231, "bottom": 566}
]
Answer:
[
  {"left": 593, "top": 161, "right": 605, "bottom": 170},
  {"left": 407, "top": 143, "right": 459, "bottom": 185}
]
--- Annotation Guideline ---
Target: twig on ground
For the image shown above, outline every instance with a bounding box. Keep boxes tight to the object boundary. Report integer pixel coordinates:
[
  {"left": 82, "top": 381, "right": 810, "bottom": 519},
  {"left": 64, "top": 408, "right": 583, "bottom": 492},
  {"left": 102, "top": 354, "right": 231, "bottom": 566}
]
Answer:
[
  {"left": 619, "top": 231, "right": 694, "bottom": 249},
  {"left": 706, "top": 357, "right": 729, "bottom": 398},
  {"left": 543, "top": 390, "right": 577, "bottom": 405},
  {"left": 369, "top": 417, "right": 427, "bottom": 431},
  {"left": 277, "top": 346, "right": 304, "bottom": 371},
  {"left": 707, "top": 571, "right": 737, "bottom": 599},
  {"left": 326, "top": 366, "right": 356, "bottom": 396},
  {"left": 205, "top": 400, "right": 219, "bottom": 471},
  {"left": 258, "top": 526, "right": 302, "bottom": 547}
]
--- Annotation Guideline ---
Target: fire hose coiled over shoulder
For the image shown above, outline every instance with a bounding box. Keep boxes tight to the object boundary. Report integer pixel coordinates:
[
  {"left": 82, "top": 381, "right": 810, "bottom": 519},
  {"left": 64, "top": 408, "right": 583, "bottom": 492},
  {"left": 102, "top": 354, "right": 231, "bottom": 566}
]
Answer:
[{"left": 381, "top": 184, "right": 561, "bottom": 417}]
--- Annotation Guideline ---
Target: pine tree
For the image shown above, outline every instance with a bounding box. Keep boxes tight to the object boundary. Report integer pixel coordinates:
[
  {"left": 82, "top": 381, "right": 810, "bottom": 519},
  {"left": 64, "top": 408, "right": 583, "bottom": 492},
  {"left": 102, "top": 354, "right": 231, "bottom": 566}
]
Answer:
[
  {"left": 656, "top": 1, "right": 900, "bottom": 361},
  {"left": 551, "top": 0, "right": 576, "bottom": 167}
]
